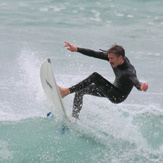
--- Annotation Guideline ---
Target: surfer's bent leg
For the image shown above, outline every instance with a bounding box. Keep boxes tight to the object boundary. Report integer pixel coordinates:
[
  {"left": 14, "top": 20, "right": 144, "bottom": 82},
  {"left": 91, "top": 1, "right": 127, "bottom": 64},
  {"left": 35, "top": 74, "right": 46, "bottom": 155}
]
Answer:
[
  {"left": 69, "top": 72, "right": 127, "bottom": 118},
  {"left": 72, "top": 84, "right": 104, "bottom": 119},
  {"left": 69, "top": 72, "right": 104, "bottom": 93}
]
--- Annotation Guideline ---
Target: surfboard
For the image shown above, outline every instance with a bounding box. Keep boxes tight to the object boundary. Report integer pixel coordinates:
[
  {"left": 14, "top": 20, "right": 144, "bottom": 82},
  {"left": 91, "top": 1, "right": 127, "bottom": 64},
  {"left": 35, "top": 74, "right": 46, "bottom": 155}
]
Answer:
[{"left": 40, "top": 58, "right": 69, "bottom": 121}]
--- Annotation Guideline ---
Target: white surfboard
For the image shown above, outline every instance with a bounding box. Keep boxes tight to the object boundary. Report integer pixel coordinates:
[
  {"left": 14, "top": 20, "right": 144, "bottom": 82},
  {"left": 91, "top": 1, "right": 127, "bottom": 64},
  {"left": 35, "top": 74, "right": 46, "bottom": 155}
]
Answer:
[{"left": 40, "top": 58, "right": 69, "bottom": 120}]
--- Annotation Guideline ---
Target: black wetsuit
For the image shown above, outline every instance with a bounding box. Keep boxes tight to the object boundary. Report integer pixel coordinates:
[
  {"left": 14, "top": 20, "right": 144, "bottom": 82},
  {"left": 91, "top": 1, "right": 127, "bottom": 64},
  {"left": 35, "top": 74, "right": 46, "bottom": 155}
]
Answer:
[{"left": 69, "top": 48, "right": 141, "bottom": 118}]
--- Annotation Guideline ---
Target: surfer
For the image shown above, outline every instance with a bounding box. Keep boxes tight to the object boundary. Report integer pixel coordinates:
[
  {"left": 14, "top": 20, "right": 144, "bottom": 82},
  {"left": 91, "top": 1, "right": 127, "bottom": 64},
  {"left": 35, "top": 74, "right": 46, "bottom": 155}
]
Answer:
[{"left": 59, "top": 42, "right": 148, "bottom": 119}]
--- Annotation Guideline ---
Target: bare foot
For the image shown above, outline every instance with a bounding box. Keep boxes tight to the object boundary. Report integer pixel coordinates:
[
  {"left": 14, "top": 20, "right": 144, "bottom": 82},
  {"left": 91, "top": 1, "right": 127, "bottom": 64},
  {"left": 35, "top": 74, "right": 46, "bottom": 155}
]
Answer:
[{"left": 58, "top": 86, "right": 69, "bottom": 98}]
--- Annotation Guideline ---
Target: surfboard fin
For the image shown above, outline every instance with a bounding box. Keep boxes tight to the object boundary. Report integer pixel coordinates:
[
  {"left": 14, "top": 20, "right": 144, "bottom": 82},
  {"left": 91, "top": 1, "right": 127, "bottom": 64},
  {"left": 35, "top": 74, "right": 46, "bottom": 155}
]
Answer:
[{"left": 47, "top": 112, "right": 53, "bottom": 117}]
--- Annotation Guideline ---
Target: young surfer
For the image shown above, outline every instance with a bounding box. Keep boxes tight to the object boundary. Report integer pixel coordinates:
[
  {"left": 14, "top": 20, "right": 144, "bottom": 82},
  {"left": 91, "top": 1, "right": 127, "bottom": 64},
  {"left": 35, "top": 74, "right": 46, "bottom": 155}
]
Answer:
[{"left": 59, "top": 42, "right": 148, "bottom": 118}]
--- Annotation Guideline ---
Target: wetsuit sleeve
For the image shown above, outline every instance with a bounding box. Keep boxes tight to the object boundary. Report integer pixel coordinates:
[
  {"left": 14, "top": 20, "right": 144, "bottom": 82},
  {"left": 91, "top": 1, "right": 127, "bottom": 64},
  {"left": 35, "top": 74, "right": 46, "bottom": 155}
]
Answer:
[
  {"left": 129, "top": 73, "right": 142, "bottom": 90},
  {"left": 77, "top": 47, "right": 108, "bottom": 61}
]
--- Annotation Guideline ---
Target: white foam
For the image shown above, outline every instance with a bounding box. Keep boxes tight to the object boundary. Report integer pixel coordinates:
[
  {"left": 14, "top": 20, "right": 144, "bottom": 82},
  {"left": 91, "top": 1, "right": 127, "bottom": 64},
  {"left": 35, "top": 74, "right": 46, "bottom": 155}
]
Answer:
[
  {"left": 0, "top": 49, "right": 49, "bottom": 121},
  {"left": 0, "top": 140, "right": 13, "bottom": 160},
  {"left": 127, "top": 14, "right": 134, "bottom": 18},
  {"left": 65, "top": 92, "right": 163, "bottom": 152},
  {"left": 90, "top": 10, "right": 101, "bottom": 22}
]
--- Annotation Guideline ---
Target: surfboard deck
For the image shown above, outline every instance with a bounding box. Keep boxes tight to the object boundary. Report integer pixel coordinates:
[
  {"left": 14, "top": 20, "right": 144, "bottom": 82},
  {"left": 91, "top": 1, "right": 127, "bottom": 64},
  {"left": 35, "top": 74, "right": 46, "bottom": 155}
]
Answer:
[{"left": 40, "top": 58, "right": 69, "bottom": 121}]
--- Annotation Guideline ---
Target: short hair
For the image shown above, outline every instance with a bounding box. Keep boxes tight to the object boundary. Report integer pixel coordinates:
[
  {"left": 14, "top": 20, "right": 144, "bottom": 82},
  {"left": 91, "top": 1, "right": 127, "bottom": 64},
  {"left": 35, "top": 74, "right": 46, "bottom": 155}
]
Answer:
[{"left": 107, "top": 44, "right": 125, "bottom": 58}]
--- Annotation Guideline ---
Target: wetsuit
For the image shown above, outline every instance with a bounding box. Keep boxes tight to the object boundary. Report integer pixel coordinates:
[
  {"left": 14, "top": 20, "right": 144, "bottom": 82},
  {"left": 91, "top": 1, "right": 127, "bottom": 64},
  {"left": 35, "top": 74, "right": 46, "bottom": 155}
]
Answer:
[{"left": 69, "top": 48, "right": 141, "bottom": 118}]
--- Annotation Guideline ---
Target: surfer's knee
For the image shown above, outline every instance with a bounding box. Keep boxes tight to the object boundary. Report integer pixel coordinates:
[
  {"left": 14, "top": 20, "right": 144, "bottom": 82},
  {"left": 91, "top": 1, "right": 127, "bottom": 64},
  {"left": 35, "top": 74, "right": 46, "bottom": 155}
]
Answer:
[
  {"left": 92, "top": 72, "right": 100, "bottom": 77},
  {"left": 91, "top": 72, "right": 103, "bottom": 81}
]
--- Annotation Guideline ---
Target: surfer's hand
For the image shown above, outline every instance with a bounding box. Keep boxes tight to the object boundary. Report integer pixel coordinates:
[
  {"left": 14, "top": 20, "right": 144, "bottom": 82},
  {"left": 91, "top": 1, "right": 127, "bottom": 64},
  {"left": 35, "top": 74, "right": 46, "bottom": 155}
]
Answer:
[
  {"left": 140, "top": 83, "right": 148, "bottom": 91},
  {"left": 64, "top": 42, "right": 78, "bottom": 52}
]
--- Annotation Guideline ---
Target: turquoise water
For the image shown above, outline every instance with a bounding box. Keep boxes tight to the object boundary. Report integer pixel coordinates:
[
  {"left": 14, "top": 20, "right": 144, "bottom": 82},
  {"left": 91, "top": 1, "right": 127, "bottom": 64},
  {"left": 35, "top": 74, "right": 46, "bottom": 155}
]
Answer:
[{"left": 0, "top": 0, "right": 163, "bottom": 162}]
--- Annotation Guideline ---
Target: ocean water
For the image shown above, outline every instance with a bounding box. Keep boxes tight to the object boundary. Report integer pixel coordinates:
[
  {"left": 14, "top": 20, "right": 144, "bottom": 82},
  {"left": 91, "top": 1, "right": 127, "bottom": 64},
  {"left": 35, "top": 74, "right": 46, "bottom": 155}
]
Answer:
[{"left": 0, "top": 0, "right": 163, "bottom": 162}]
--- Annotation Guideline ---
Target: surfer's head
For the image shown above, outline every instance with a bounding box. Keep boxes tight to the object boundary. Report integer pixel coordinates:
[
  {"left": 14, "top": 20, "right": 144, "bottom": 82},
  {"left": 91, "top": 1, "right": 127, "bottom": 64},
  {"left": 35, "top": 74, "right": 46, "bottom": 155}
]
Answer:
[{"left": 107, "top": 45, "right": 125, "bottom": 68}]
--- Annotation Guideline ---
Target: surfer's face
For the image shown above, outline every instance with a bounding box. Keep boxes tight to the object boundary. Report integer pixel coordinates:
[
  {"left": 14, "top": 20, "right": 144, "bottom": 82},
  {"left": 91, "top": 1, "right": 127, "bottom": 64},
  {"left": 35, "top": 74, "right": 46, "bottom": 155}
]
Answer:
[{"left": 108, "top": 53, "right": 123, "bottom": 68}]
